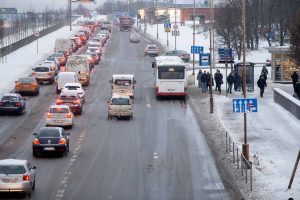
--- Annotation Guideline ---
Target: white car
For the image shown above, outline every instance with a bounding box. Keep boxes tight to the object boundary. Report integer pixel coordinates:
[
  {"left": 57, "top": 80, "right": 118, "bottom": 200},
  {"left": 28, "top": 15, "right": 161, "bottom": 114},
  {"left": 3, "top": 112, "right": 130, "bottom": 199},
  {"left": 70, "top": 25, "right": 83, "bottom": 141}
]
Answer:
[
  {"left": 42, "top": 60, "right": 59, "bottom": 74},
  {"left": 62, "top": 83, "right": 85, "bottom": 103},
  {"left": 31, "top": 65, "right": 55, "bottom": 84},
  {"left": 0, "top": 159, "right": 37, "bottom": 198},
  {"left": 108, "top": 94, "right": 133, "bottom": 120},
  {"left": 46, "top": 105, "right": 74, "bottom": 129}
]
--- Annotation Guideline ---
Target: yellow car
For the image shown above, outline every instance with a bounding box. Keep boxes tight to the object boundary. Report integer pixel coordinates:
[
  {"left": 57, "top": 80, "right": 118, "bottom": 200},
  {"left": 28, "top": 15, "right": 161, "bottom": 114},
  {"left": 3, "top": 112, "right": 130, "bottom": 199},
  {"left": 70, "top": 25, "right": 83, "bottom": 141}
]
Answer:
[{"left": 15, "top": 77, "right": 39, "bottom": 95}]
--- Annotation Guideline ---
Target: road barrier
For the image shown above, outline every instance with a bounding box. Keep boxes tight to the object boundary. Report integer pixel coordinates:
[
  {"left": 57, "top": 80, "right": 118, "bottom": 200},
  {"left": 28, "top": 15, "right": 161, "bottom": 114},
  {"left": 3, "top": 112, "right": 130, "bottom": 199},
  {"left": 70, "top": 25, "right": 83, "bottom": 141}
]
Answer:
[{"left": 225, "top": 131, "right": 253, "bottom": 191}]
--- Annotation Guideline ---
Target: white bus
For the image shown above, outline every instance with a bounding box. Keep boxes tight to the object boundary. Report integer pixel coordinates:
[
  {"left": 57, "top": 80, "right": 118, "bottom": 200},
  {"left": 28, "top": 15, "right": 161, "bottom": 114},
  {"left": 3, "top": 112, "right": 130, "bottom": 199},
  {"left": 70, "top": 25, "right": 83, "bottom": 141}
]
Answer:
[{"left": 152, "top": 56, "right": 187, "bottom": 98}]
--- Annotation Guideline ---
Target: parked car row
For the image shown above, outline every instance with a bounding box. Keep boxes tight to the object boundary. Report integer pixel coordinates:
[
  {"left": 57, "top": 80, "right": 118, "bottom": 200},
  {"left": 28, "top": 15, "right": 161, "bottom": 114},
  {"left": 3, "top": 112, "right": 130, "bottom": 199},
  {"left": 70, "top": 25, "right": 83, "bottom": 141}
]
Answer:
[{"left": 0, "top": 19, "right": 112, "bottom": 198}]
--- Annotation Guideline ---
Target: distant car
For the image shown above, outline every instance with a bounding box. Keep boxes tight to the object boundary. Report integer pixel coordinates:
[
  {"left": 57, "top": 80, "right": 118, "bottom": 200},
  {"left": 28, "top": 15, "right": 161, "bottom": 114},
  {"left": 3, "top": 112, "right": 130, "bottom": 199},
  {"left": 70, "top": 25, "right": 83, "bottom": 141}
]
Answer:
[
  {"left": 0, "top": 159, "right": 37, "bottom": 198},
  {"left": 15, "top": 77, "right": 39, "bottom": 95},
  {"left": 56, "top": 90, "right": 83, "bottom": 115},
  {"left": 62, "top": 83, "right": 85, "bottom": 103},
  {"left": 51, "top": 53, "right": 67, "bottom": 66},
  {"left": 163, "top": 50, "right": 191, "bottom": 62},
  {"left": 144, "top": 45, "right": 159, "bottom": 57},
  {"left": 85, "top": 51, "right": 100, "bottom": 64},
  {"left": 0, "top": 93, "right": 26, "bottom": 115},
  {"left": 129, "top": 33, "right": 140, "bottom": 43},
  {"left": 108, "top": 94, "right": 133, "bottom": 120},
  {"left": 32, "top": 127, "right": 70, "bottom": 157},
  {"left": 42, "top": 60, "right": 59, "bottom": 75},
  {"left": 32, "top": 65, "right": 55, "bottom": 84},
  {"left": 46, "top": 105, "right": 74, "bottom": 129}
]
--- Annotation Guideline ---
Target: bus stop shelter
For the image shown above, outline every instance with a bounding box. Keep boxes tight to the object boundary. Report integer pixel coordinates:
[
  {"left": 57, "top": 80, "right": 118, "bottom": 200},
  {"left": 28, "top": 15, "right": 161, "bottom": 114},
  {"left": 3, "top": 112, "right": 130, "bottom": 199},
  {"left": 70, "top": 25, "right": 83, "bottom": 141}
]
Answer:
[{"left": 234, "top": 62, "right": 255, "bottom": 92}]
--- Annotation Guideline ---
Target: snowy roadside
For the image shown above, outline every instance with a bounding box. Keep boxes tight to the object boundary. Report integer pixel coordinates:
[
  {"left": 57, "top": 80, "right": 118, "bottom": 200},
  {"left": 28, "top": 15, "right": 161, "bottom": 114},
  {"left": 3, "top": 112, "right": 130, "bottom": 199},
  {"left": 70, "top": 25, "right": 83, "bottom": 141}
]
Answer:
[{"left": 138, "top": 23, "right": 300, "bottom": 199}]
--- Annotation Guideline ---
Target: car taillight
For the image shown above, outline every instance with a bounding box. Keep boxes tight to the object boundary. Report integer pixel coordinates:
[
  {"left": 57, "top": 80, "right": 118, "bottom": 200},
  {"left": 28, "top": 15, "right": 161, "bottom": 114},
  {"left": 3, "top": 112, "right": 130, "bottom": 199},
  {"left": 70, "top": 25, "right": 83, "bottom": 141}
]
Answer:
[
  {"left": 33, "top": 138, "right": 40, "bottom": 145},
  {"left": 32, "top": 72, "right": 37, "bottom": 76},
  {"left": 66, "top": 113, "right": 72, "bottom": 118},
  {"left": 23, "top": 175, "right": 30, "bottom": 181},
  {"left": 73, "top": 100, "right": 80, "bottom": 104},
  {"left": 56, "top": 99, "right": 63, "bottom": 105},
  {"left": 15, "top": 102, "right": 21, "bottom": 107},
  {"left": 59, "top": 138, "right": 67, "bottom": 145},
  {"left": 47, "top": 113, "right": 52, "bottom": 118},
  {"left": 47, "top": 72, "right": 52, "bottom": 75},
  {"left": 0, "top": 102, "right": 3, "bottom": 106}
]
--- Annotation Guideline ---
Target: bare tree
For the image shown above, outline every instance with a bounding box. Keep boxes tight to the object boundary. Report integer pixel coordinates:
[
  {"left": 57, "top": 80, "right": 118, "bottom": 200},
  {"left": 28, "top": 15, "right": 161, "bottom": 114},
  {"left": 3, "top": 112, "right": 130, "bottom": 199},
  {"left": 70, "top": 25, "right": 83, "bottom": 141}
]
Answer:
[{"left": 290, "top": 13, "right": 300, "bottom": 66}]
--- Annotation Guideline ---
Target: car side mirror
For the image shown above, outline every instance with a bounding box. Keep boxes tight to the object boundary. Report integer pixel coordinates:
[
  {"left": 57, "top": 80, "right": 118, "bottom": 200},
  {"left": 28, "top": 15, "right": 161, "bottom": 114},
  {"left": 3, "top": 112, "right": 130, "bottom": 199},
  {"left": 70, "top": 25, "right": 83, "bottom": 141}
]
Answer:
[
  {"left": 32, "top": 68, "right": 35, "bottom": 71},
  {"left": 32, "top": 166, "right": 37, "bottom": 170},
  {"left": 33, "top": 133, "right": 37, "bottom": 136}
]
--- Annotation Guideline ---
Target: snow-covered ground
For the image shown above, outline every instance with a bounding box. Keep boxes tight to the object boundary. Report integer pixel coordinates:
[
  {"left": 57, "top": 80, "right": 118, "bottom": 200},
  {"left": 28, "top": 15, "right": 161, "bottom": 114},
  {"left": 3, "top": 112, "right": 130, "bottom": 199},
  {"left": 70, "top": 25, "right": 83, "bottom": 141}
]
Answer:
[{"left": 140, "top": 23, "right": 300, "bottom": 199}]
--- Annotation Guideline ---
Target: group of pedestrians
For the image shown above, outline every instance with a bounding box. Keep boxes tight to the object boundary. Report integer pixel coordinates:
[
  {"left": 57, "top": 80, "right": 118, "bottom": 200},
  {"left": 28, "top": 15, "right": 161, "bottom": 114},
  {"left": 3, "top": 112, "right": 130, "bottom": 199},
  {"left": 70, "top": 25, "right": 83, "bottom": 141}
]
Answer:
[{"left": 197, "top": 69, "right": 243, "bottom": 94}]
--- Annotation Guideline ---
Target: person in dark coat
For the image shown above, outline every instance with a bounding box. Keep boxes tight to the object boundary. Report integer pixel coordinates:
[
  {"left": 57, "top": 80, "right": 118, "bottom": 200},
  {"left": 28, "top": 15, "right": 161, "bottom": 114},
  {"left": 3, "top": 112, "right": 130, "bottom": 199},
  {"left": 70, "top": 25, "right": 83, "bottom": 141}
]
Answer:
[
  {"left": 200, "top": 71, "right": 208, "bottom": 93},
  {"left": 257, "top": 75, "right": 267, "bottom": 97},
  {"left": 261, "top": 66, "right": 268, "bottom": 80},
  {"left": 206, "top": 72, "right": 214, "bottom": 91},
  {"left": 214, "top": 70, "right": 223, "bottom": 93},
  {"left": 291, "top": 71, "right": 299, "bottom": 94},
  {"left": 196, "top": 70, "right": 202, "bottom": 88},
  {"left": 227, "top": 72, "right": 235, "bottom": 93},
  {"left": 234, "top": 72, "right": 241, "bottom": 92},
  {"left": 295, "top": 82, "right": 300, "bottom": 100}
]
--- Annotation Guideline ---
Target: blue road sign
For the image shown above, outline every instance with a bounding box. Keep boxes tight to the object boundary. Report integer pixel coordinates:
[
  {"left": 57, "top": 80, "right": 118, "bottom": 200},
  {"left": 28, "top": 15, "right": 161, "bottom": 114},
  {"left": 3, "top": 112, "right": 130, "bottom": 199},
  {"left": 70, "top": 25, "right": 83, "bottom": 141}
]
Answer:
[
  {"left": 199, "top": 53, "right": 210, "bottom": 66},
  {"left": 191, "top": 46, "right": 203, "bottom": 54},
  {"left": 218, "top": 48, "right": 233, "bottom": 61},
  {"left": 164, "top": 23, "right": 171, "bottom": 29},
  {"left": 232, "top": 98, "right": 258, "bottom": 113}
]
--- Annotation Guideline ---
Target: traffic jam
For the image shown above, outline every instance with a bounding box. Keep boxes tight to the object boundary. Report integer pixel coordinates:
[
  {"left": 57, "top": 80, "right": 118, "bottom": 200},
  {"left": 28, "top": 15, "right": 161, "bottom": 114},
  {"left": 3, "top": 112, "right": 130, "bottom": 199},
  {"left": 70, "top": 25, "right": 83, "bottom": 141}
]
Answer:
[{"left": 0, "top": 18, "right": 115, "bottom": 198}]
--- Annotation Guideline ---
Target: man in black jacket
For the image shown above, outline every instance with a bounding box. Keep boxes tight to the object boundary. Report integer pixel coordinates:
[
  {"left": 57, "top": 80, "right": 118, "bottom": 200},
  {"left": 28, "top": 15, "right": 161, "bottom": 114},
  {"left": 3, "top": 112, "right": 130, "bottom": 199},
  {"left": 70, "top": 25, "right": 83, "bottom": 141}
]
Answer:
[
  {"left": 291, "top": 71, "right": 299, "bottom": 94},
  {"left": 227, "top": 72, "right": 235, "bottom": 93},
  {"left": 257, "top": 75, "right": 267, "bottom": 97},
  {"left": 295, "top": 82, "right": 300, "bottom": 100}
]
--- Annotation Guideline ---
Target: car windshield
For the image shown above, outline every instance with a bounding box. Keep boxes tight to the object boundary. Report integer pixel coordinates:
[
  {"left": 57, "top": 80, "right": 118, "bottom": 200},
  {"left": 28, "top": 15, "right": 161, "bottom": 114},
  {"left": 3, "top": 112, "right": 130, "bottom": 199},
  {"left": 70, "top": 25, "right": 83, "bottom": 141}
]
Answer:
[
  {"left": 34, "top": 67, "right": 49, "bottom": 72},
  {"left": 19, "top": 78, "right": 34, "bottom": 83},
  {"left": 1, "top": 96, "right": 19, "bottom": 101},
  {"left": 49, "top": 108, "right": 69, "bottom": 113},
  {"left": 114, "top": 79, "right": 131, "bottom": 86},
  {"left": 52, "top": 53, "right": 63, "bottom": 57},
  {"left": 112, "top": 98, "right": 129, "bottom": 105},
  {"left": 65, "top": 86, "right": 80, "bottom": 90},
  {"left": 148, "top": 46, "right": 156, "bottom": 49},
  {"left": 39, "top": 129, "right": 60, "bottom": 137},
  {"left": 0, "top": 165, "right": 26, "bottom": 174},
  {"left": 47, "top": 57, "right": 55, "bottom": 61}
]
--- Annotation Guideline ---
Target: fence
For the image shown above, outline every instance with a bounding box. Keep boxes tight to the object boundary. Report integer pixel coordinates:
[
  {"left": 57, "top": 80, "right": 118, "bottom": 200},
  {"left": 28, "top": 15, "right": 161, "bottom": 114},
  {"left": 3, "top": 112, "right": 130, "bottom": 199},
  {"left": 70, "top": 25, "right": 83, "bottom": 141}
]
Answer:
[{"left": 225, "top": 131, "right": 253, "bottom": 191}]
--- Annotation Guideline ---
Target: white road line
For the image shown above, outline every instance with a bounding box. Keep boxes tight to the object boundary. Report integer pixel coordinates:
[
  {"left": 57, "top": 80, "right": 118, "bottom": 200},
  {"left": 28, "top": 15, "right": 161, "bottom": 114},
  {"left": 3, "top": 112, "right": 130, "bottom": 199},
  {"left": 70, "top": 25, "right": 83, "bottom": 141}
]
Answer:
[{"left": 146, "top": 95, "right": 151, "bottom": 108}]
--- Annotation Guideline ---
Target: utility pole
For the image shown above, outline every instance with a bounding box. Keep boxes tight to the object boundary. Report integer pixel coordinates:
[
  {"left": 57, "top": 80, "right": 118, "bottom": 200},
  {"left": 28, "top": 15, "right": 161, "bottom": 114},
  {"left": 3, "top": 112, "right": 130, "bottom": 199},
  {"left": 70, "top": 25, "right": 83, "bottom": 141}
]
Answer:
[
  {"left": 192, "top": 0, "right": 195, "bottom": 74},
  {"left": 136, "top": 0, "right": 139, "bottom": 28},
  {"left": 288, "top": 150, "right": 300, "bottom": 189},
  {"left": 156, "top": 0, "right": 158, "bottom": 39},
  {"left": 242, "top": 0, "right": 249, "bottom": 161},
  {"left": 69, "top": 0, "right": 72, "bottom": 31},
  {"left": 209, "top": 0, "right": 214, "bottom": 113},
  {"left": 175, "top": 0, "right": 177, "bottom": 50}
]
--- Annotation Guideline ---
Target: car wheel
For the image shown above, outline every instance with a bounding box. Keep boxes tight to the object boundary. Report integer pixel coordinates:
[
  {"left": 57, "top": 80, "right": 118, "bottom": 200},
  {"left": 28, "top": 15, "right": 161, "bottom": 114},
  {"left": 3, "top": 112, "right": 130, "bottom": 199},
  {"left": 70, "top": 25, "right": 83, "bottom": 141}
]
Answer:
[
  {"left": 32, "top": 151, "right": 38, "bottom": 157},
  {"left": 56, "top": 87, "right": 60, "bottom": 94},
  {"left": 50, "top": 79, "right": 54, "bottom": 84},
  {"left": 27, "top": 189, "right": 31, "bottom": 198},
  {"left": 32, "top": 180, "right": 36, "bottom": 190},
  {"left": 64, "top": 150, "right": 67, "bottom": 157}
]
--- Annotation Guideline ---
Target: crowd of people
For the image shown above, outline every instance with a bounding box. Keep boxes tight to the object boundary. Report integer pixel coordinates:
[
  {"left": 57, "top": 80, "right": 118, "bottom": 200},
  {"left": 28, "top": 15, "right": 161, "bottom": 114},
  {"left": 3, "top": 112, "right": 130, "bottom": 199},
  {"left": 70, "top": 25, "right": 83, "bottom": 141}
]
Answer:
[{"left": 196, "top": 66, "right": 300, "bottom": 100}]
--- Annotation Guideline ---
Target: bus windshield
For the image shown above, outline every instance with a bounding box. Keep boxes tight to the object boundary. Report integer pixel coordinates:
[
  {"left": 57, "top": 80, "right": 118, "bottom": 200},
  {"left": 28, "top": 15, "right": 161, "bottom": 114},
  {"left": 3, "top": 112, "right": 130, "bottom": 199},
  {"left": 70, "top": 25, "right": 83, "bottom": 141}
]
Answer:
[{"left": 158, "top": 66, "right": 185, "bottom": 79}]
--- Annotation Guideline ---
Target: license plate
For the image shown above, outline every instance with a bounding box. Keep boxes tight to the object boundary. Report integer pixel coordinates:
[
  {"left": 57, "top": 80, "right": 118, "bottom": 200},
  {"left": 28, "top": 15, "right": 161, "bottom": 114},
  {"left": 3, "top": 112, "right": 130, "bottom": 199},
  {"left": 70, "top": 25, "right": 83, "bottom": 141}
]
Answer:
[
  {"left": 55, "top": 120, "right": 63, "bottom": 123},
  {"left": 2, "top": 177, "right": 18, "bottom": 183},
  {"left": 44, "top": 147, "right": 55, "bottom": 151}
]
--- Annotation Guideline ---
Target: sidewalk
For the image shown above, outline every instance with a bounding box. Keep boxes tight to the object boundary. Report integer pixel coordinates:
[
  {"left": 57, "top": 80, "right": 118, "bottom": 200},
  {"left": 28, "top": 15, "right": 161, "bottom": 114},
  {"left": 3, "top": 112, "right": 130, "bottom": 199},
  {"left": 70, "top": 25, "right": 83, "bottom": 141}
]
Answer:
[{"left": 188, "top": 79, "right": 300, "bottom": 200}]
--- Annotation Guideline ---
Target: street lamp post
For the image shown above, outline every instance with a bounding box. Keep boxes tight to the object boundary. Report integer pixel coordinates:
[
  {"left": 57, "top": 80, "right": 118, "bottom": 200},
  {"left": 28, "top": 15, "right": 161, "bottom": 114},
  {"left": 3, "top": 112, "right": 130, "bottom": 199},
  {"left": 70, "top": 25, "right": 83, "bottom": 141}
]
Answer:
[
  {"left": 69, "top": 0, "right": 72, "bottom": 31},
  {"left": 156, "top": 0, "right": 158, "bottom": 39},
  {"left": 192, "top": 0, "right": 195, "bottom": 75},
  {"left": 175, "top": 0, "right": 178, "bottom": 50},
  {"left": 242, "top": 0, "right": 249, "bottom": 161}
]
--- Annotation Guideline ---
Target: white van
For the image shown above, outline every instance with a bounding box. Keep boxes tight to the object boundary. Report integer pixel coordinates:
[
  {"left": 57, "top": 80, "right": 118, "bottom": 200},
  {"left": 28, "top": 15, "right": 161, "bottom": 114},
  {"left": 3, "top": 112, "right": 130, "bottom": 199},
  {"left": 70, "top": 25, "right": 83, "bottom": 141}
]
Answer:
[
  {"left": 54, "top": 38, "right": 73, "bottom": 56},
  {"left": 65, "top": 55, "right": 91, "bottom": 86},
  {"left": 110, "top": 74, "right": 136, "bottom": 98},
  {"left": 56, "top": 72, "right": 79, "bottom": 94},
  {"left": 107, "top": 94, "right": 133, "bottom": 120}
]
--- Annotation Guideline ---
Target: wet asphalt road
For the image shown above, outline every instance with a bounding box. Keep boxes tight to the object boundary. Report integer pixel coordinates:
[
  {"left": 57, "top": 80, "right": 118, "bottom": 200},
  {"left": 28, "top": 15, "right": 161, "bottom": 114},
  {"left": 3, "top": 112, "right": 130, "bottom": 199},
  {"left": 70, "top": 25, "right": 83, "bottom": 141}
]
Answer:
[{"left": 0, "top": 27, "right": 232, "bottom": 200}]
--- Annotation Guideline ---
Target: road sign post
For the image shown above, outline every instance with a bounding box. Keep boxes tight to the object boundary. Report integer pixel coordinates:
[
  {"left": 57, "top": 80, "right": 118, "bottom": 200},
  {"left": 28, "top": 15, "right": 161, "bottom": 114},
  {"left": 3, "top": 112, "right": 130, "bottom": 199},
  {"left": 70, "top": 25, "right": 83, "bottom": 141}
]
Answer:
[
  {"left": 34, "top": 32, "right": 40, "bottom": 54},
  {"left": 199, "top": 53, "right": 210, "bottom": 66},
  {"left": 164, "top": 23, "right": 171, "bottom": 46},
  {"left": 191, "top": 46, "right": 203, "bottom": 54}
]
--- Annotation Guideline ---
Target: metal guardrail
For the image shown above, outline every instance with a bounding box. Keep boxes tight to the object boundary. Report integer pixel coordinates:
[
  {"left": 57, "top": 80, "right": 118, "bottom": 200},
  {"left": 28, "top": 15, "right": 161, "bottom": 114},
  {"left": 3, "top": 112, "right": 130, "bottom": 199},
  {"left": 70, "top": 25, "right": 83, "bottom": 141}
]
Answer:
[{"left": 225, "top": 131, "right": 253, "bottom": 191}]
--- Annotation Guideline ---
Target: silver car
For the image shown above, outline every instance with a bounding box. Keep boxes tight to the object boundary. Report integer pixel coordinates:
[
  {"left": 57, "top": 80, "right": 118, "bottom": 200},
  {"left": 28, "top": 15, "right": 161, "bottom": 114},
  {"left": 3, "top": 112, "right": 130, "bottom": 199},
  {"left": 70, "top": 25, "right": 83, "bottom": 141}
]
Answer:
[
  {"left": 129, "top": 33, "right": 140, "bottom": 43},
  {"left": 0, "top": 159, "right": 37, "bottom": 198},
  {"left": 144, "top": 45, "right": 159, "bottom": 57}
]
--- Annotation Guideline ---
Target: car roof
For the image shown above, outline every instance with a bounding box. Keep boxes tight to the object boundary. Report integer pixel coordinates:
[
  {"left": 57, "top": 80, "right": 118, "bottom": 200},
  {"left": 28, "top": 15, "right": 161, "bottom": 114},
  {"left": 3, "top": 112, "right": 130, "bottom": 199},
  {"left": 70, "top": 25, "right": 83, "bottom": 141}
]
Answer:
[
  {"left": 50, "top": 104, "right": 70, "bottom": 109},
  {"left": 58, "top": 72, "right": 76, "bottom": 75},
  {"left": 40, "top": 126, "right": 63, "bottom": 132},
  {"left": 64, "top": 83, "right": 82, "bottom": 87},
  {"left": 60, "top": 90, "right": 79, "bottom": 96},
  {"left": 111, "top": 93, "right": 130, "bottom": 99},
  {"left": 155, "top": 56, "right": 184, "bottom": 63},
  {"left": 147, "top": 45, "right": 157, "bottom": 47},
  {"left": 2, "top": 93, "right": 20, "bottom": 97},
  {"left": 0, "top": 159, "right": 27, "bottom": 165},
  {"left": 112, "top": 74, "right": 134, "bottom": 79}
]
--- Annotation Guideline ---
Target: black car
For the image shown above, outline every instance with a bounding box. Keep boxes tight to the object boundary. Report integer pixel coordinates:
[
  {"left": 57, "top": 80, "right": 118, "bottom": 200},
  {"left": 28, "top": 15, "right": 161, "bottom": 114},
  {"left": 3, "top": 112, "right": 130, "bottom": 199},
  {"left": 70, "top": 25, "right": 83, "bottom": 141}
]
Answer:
[
  {"left": 56, "top": 91, "right": 83, "bottom": 115},
  {"left": 0, "top": 93, "right": 26, "bottom": 115},
  {"left": 32, "top": 127, "right": 70, "bottom": 157}
]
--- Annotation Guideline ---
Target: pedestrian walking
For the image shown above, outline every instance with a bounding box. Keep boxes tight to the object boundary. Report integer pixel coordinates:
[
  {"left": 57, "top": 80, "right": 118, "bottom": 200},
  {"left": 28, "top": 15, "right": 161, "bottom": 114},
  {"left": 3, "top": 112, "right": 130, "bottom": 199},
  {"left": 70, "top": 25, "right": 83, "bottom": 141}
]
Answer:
[
  {"left": 214, "top": 71, "right": 218, "bottom": 91},
  {"left": 227, "top": 72, "right": 234, "bottom": 93},
  {"left": 200, "top": 71, "right": 208, "bottom": 93},
  {"left": 261, "top": 65, "right": 268, "bottom": 80},
  {"left": 215, "top": 70, "right": 223, "bottom": 93},
  {"left": 206, "top": 72, "right": 214, "bottom": 91},
  {"left": 295, "top": 82, "right": 300, "bottom": 100},
  {"left": 257, "top": 75, "right": 267, "bottom": 97},
  {"left": 233, "top": 72, "right": 241, "bottom": 92},
  {"left": 196, "top": 70, "right": 202, "bottom": 88},
  {"left": 291, "top": 71, "right": 299, "bottom": 94}
]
